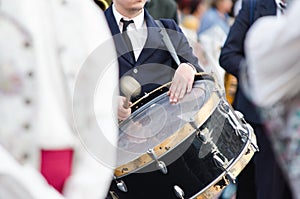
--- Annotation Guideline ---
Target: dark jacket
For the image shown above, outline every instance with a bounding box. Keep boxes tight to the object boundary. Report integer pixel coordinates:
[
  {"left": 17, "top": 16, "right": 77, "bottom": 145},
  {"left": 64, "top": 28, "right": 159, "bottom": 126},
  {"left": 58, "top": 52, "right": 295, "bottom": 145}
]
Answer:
[
  {"left": 219, "top": 0, "right": 276, "bottom": 123},
  {"left": 105, "top": 5, "right": 201, "bottom": 101}
]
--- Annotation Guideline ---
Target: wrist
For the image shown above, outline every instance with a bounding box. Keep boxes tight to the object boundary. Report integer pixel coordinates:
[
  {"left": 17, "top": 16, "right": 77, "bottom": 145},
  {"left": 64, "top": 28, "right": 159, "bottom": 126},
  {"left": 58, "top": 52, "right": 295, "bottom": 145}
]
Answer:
[{"left": 185, "top": 62, "right": 197, "bottom": 72}]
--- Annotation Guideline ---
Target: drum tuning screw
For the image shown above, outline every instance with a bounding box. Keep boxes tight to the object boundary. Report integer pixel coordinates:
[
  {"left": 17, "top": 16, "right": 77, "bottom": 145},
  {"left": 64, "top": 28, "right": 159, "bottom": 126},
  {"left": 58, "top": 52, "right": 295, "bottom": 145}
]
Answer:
[
  {"left": 114, "top": 178, "right": 128, "bottom": 192},
  {"left": 219, "top": 100, "right": 230, "bottom": 114},
  {"left": 196, "top": 128, "right": 209, "bottom": 143},
  {"left": 147, "top": 148, "right": 168, "bottom": 174},
  {"left": 109, "top": 191, "right": 120, "bottom": 199},
  {"left": 225, "top": 172, "right": 236, "bottom": 184},
  {"left": 174, "top": 185, "right": 185, "bottom": 199},
  {"left": 234, "top": 111, "right": 245, "bottom": 121},
  {"left": 213, "top": 153, "right": 225, "bottom": 168}
]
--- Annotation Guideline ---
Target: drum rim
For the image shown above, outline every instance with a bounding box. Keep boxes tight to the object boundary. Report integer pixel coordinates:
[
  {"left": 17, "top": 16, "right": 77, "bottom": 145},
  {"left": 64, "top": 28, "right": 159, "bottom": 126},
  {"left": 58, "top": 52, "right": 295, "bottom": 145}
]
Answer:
[
  {"left": 115, "top": 73, "right": 222, "bottom": 177},
  {"left": 190, "top": 128, "right": 257, "bottom": 199}
]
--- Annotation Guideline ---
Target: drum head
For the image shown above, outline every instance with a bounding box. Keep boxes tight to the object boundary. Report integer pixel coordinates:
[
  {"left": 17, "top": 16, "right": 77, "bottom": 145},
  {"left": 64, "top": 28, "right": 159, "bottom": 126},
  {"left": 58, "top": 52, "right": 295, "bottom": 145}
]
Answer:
[{"left": 117, "top": 77, "right": 216, "bottom": 168}]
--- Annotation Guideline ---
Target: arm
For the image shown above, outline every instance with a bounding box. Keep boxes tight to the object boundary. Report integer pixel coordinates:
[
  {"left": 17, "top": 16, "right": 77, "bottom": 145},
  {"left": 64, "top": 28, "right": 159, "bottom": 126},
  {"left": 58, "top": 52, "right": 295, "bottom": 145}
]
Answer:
[{"left": 159, "top": 19, "right": 201, "bottom": 103}]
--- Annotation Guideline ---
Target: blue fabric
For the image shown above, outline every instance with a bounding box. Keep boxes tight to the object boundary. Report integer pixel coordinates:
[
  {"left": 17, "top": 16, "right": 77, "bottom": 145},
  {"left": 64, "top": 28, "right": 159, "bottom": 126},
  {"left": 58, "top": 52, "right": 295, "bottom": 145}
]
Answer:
[{"left": 198, "top": 8, "right": 230, "bottom": 35}]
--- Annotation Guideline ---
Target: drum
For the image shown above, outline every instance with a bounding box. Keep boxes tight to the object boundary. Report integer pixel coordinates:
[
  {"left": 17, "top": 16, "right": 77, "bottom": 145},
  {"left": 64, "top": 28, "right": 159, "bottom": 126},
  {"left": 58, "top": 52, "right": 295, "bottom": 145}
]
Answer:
[{"left": 109, "top": 73, "right": 258, "bottom": 199}]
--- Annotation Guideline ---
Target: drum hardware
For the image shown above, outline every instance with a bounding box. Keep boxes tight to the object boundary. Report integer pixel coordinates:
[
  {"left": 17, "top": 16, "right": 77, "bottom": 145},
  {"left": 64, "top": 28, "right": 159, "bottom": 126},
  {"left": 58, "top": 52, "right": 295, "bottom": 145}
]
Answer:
[
  {"left": 114, "top": 177, "right": 128, "bottom": 192},
  {"left": 213, "top": 152, "right": 236, "bottom": 184},
  {"left": 225, "top": 172, "right": 236, "bottom": 184},
  {"left": 245, "top": 123, "right": 259, "bottom": 152},
  {"left": 109, "top": 191, "right": 120, "bottom": 199},
  {"left": 218, "top": 100, "right": 249, "bottom": 141},
  {"left": 147, "top": 148, "right": 168, "bottom": 174},
  {"left": 196, "top": 128, "right": 207, "bottom": 143},
  {"left": 218, "top": 100, "right": 230, "bottom": 114},
  {"left": 189, "top": 120, "right": 207, "bottom": 143},
  {"left": 234, "top": 111, "right": 246, "bottom": 123},
  {"left": 111, "top": 73, "right": 258, "bottom": 198},
  {"left": 174, "top": 185, "right": 185, "bottom": 199},
  {"left": 213, "top": 176, "right": 230, "bottom": 192}
]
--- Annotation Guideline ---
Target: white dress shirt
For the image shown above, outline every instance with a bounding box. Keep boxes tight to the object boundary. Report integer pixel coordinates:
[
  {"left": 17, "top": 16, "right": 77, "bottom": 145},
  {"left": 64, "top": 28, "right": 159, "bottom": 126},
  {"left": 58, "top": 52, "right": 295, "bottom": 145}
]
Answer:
[{"left": 112, "top": 4, "right": 147, "bottom": 60}]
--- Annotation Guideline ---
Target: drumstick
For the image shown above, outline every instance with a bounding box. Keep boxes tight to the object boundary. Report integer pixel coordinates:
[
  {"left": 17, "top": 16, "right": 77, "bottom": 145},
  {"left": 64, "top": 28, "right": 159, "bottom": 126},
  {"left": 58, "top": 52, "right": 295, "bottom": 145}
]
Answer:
[{"left": 120, "top": 76, "right": 141, "bottom": 109}]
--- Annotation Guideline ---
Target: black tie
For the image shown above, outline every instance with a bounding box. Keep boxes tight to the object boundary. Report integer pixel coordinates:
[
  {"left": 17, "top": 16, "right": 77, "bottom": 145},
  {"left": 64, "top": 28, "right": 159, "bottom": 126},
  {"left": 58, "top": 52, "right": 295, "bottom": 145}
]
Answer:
[{"left": 120, "top": 18, "right": 135, "bottom": 62}]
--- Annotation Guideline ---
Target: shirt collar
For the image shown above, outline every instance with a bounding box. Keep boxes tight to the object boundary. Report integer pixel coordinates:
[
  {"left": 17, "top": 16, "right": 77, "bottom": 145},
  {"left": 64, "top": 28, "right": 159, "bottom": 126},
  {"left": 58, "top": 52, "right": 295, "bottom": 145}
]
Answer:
[{"left": 112, "top": 4, "right": 145, "bottom": 30}]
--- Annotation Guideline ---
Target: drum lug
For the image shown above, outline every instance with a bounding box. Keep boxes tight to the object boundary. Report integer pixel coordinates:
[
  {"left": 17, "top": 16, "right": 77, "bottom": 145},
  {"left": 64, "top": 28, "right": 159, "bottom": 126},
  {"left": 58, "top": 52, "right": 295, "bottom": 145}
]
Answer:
[
  {"left": 213, "top": 153, "right": 225, "bottom": 168},
  {"left": 213, "top": 153, "right": 236, "bottom": 183},
  {"left": 245, "top": 123, "right": 259, "bottom": 152},
  {"left": 190, "top": 120, "right": 208, "bottom": 143},
  {"left": 234, "top": 111, "right": 246, "bottom": 124},
  {"left": 225, "top": 171, "right": 236, "bottom": 184},
  {"left": 114, "top": 177, "right": 128, "bottom": 192},
  {"left": 109, "top": 191, "right": 120, "bottom": 199},
  {"left": 174, "top": 185, "right": 185, "bottom": 199},
  {"left": 219, "top": 100, "right": 230, "bottom": 114},
  {"left": 196, "top": 128, "right": 207, "bottom": 143},
  {"left": 147, "top": 148, "right": 168, "bottom": 174}
]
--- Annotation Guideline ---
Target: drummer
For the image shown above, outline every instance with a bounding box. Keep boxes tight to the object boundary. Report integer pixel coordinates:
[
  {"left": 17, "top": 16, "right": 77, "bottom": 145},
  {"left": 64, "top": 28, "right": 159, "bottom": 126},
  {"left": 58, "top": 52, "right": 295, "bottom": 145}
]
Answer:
[{"left": 103, "top": 0, "right": 203, "bottom": 121}]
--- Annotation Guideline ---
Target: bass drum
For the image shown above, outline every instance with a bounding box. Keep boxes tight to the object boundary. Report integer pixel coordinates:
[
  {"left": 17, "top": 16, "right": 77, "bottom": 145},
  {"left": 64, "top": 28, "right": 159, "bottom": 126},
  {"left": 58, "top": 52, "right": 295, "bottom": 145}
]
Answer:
[{"left": 108, "top": 73, "right": 258, "bottom": 199}]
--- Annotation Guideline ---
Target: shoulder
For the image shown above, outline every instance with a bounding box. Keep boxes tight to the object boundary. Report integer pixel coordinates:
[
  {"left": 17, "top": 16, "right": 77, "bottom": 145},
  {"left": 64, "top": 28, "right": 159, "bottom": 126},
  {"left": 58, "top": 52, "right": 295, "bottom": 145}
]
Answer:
[{"left": 157, "top": 18, "right": 180, "bottom": 31}]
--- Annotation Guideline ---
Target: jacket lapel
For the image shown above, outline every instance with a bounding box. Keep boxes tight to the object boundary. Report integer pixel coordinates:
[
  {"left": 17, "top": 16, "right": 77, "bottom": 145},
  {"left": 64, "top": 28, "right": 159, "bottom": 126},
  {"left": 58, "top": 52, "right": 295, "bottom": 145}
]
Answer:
[
  {"left": 135, "top": 10, "right": 164, "bottom": 65},
  {"left": 104, "top": 6, "right": 136, "bottom": 65}
]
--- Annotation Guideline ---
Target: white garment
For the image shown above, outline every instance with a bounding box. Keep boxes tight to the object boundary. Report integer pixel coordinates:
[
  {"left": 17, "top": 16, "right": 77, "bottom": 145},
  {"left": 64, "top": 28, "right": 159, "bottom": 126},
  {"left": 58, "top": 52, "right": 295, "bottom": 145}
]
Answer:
[
  {"left": 0, "top": 146, "right": 65, "bottom": 199},
  {"left": 198, "top": 25, "right": 227, "bottom": 85},
  {"left": 0, "top": 0, "right": 118, "bottom": 198},
  {"left": 245, "top": 0, "right": 300, "bottom": 107}
]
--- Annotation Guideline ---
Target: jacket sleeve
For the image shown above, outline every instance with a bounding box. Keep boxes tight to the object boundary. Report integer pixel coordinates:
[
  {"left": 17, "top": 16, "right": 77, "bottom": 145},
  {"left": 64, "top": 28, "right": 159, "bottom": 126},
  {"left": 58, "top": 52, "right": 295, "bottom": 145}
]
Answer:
[
  {"left": 159, "top": 19, "right": 203, "bottom": 72},
  {"left": 219, "top": 0, "right": 252, "bottom": 78}
]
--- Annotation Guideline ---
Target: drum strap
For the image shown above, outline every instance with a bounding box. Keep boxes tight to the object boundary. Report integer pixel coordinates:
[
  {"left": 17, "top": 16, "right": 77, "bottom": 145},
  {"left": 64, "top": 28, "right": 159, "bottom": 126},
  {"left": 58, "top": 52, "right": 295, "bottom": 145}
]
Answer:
[{"left": 155, "top": 20, "right": 181, "bottom": 66}]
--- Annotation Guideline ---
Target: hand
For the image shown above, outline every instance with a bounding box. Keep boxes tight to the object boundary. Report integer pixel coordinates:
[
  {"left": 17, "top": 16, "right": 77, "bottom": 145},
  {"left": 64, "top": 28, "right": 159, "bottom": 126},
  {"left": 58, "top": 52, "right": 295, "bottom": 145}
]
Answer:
[
  {"left": 168, "top": 63, "right": 196, "bottom": 104},
  {"left": 118, "top": 96, "right": 132, "bottom": 121}
]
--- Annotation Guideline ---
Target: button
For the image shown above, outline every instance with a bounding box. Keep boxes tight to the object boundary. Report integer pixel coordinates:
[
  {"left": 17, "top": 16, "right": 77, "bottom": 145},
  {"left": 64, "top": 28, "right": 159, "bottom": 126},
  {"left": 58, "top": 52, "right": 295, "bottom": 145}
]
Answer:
[
  {"left": 22, "top": 153, "right": 29, "bottom": 160},
  {"left": 23, "top": 123, "right": 31, "bottom": 130},
  {"left": 23, "top": 41, "right": 31, "bottom": 48},
  {"left": 27, "top": 71, "right": 34, "bottom": 78},
  {"left": 24, "top": 98, "right": 31, "bottom": 105},
  {"left": 133, "top": 68, "right": 138, "bottom": 74}
]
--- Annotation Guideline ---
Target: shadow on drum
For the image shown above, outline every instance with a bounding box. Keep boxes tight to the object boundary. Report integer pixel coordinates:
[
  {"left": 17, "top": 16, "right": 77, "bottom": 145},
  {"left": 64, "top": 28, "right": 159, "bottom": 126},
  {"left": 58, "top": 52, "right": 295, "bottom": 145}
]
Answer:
[{"left": 109, "top": 73, "right": 258, "bottom": 199}]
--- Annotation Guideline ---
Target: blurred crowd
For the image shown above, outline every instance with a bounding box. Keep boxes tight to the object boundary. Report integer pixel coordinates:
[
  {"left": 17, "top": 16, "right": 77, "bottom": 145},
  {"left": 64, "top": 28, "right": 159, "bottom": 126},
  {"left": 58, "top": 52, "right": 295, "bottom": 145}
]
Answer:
[{"left": 1, "top": 0, "right": 299, "bottom": 199}]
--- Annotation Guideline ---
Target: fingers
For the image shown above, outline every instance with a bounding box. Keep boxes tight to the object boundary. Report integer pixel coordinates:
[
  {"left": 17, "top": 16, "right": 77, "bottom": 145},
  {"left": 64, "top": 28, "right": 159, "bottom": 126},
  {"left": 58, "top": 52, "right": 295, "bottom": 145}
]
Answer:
[
  {"left": 187, "top": 78, "right": 194, "bottom": 93},
  {"left": 169, "top": 80, "right": 185, "bottom": 104},
  {"left": 118, "top": 96, "right": 132, "bottom": 121},
  {"left": 169, "top": 63, "right": 195, "bottom": 103}
]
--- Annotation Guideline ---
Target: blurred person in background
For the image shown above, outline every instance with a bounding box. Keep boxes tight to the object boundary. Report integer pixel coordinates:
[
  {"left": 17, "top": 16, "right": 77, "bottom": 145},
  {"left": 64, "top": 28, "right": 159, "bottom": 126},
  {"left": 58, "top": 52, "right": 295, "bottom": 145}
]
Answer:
[
  {"left": 176, "top": 0, "right": 227, "bottom": 93},
  {"left": 177, "top": 0, "right": 208, "bottom": 42},
  {"left": 198, "top": 0, "right": 233, "bottom": 35},
  {"left": 219, "top": 0, "right": 293, "bottom": 198},
  {"left": 197, "top": 0, "right": 233, "bottom": 87},
  {"left": 244, "top": 0, "right": 300, "bottom": 198},
  {"left": 0, "top": 0, "right": 118, "bottom": 198},
  {"left": 145, "top": 0, "right": 179, "bottom": 23}
]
